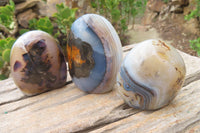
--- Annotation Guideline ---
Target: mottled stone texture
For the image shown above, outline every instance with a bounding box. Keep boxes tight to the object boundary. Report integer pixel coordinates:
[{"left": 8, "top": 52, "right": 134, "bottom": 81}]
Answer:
[
  {"left": 147, "top": 0, "right": 166, "bottom": 12},
  {"left": 143, "top": 0, "right": 199, "bottom": 36},
  {"left": 0, "top": 0, "right": 25, "bottom": 6},
  {"left": 15, "top": 0, "right": 40, "bottom": 13},
  {"left": 17, "top": 9, "right": 37, "bottom": 28}
]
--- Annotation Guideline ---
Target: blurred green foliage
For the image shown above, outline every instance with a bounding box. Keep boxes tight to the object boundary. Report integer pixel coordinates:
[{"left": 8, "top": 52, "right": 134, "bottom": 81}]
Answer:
[
  {"left": 91, "top": 0, "right": 147, "bottom": 44},
  {"left": 0, "top": 37, "right": 16, "bottom": 80},
  {"left": 163, "top": 0, "right": 169, "bottom": 3},
  {"left": 184, "top": 0, "right": 200, "bottom": 55},
  {"left": 0, "top": 0, "right": 16, "bottom": 80},
  {"left": 53, "top": 3, "right": 77, "bottom": 36},
  {"left": 0, "top": 0, "right": 15, "bottom": 31},
  {"left": 190, "top": 37, "right": 200, "bottom": 56},
  {"left": 29, "top": 17, "right": 54, "bottom": 34},
  {"left": 21, "top": 3, "right": 77, "bottom": 40},
  {"left": 184, "top": 0, "right": 200, "bottom": 20},
  {"left": 20, "top": 17, "right": 54, "bottom": 35}
]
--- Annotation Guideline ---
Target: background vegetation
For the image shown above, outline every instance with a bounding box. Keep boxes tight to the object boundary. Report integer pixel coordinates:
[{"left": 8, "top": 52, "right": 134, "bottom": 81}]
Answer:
[
  {"left": 0, "top": 0, "right": 148, "bottom": 80},
  {"left": 91, "top": 0, "right": 147, "bottom": 42},
  {"left": 2, "top": 0, "right": 200, "bottom": 80},
  {"left": 184, "top": 0, "right": 200, "bottom": 55}
]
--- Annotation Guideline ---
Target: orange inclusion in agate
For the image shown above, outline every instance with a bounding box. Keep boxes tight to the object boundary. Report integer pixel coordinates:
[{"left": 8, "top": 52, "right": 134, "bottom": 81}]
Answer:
[{"left": 67, "top": 44, "right": 86, "bottom": 70}]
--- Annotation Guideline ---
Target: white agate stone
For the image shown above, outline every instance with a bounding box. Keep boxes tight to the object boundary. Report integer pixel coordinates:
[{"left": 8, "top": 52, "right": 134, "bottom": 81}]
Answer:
[{"left": 117, "top": 39, "right": 186, "bottom": 110}]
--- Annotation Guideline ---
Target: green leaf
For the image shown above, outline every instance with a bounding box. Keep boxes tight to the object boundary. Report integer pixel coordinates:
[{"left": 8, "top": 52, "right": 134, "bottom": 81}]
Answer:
[
  {"left": 6, "top": 38, "right": 15, "bottom": 49},
  {"left": 9, "top": 0, "right": 15, "bottom": 10},
  {"left": 91, "top": 1, "right": 97, "bottom": 8},
  {"left": 0, "top": 0, "right": 15, "bottom": 30},
  {"left": 0, "top": 57, "right": 4, "bottom": 68},
  {"left": 29, "top": 17, "right": 53, "bottom": 35},
  {"left": 53, "top": 3, "right": 77, "bottom": 35},
  {"left": 29, "top": 18, "right": 37, "bottom": 29},
  {"left": 0, "top": 14, "right": 8, "bottom": 22},
  {"left": 54, "top": 31, "right": 61, "bottom": 38},
  {"left": 37, "top": 17, "right": 53, "bottom": 34},
  {"left": 189, "top": 37, "right": 200, "bottom": 56},
  {"left": 55, "top": 3, "right": 65, "bottom": 13},
  {"left": 61, "top": 29, "right": 67, "bottom": 34},
  {"left": 0, "top": 40, "right": 6, "bottom": 49},
  {"left": 0, "top": 74, "right": 7, "bottom": 80},
  {"left": 19, "top": 29, "right": 30, "bottom": 35},
  {"left": 2, "top": 49, "right": 11, "bottom": 62},
  {"left": 185, "top": 0, "right": 200, "bottom": 20},
  {"left": 111, "top": 9, "right": 120, "bottom": 22},
  {"left": 121, "top": 19, "right": 128, "bottom": 31},
  {"left": 163, "top": 0, "right": 169, "bottom": 3},
  {"left": 0, "top": 5, "right": 13, "bottom": 16},
  {"left": 131, "top": 8, "right": 137, "bottom": 17}
]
